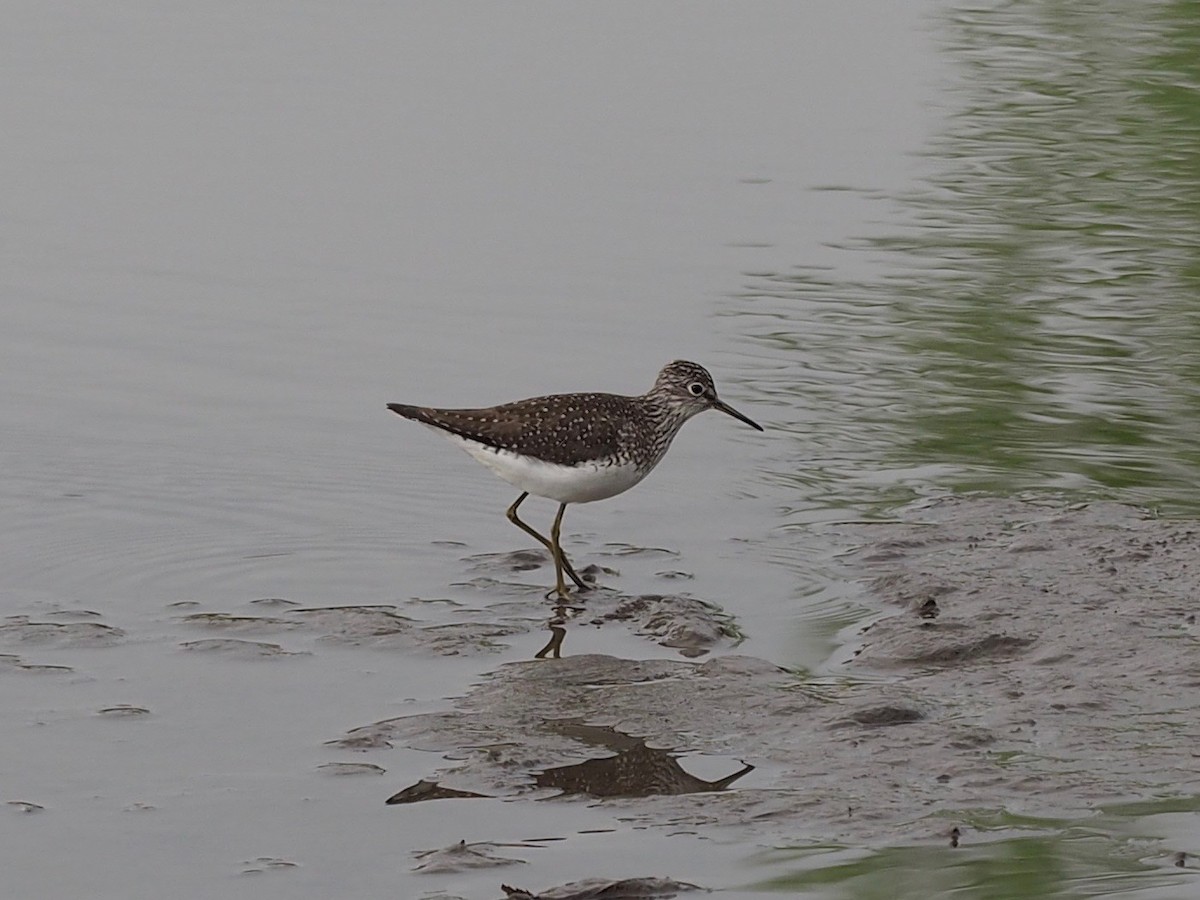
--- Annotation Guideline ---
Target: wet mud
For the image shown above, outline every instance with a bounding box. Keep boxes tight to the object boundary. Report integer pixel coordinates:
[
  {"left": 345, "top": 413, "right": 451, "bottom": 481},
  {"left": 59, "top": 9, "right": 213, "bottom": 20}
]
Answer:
[
  {"left": 344, "top": 497, "right": 1200, "bottom": 847},
  {"left": 10, "top": 496, "right": 1198, "bottom": 896},
  {"left": 173, "top": 548, "right": 740, "bottom": 660},
  {"left": 384, "top": 722, "right": 754, "bottom": 805}
]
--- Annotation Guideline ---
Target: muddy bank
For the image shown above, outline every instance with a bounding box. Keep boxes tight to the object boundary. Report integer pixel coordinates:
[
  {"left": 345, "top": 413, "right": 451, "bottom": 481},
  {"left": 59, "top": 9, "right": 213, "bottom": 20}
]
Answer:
[
  {"left": 154, "top": 548, "right": 740, "bottom": 662},
  {"left": 351, "top": 497, "right": 1200, "bottom": 844}
]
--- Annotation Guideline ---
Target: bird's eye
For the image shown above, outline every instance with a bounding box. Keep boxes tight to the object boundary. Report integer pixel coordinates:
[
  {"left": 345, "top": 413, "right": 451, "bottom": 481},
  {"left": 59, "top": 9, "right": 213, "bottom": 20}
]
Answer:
[{"left": 688, "top": 382, "right": 705, "bottom": 396}]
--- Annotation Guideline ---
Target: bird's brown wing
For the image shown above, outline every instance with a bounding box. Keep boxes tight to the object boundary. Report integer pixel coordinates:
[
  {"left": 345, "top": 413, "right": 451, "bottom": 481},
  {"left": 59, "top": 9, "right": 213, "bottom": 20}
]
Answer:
[{"left": 387, "top": 392, "right": 637, "bottom": 466}]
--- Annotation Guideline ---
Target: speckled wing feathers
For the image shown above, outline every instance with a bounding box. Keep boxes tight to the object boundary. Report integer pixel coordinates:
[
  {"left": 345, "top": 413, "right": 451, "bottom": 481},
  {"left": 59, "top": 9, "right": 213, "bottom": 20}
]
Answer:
[{"left": 387, "top": 392, "right": 646, "bottom": 467}]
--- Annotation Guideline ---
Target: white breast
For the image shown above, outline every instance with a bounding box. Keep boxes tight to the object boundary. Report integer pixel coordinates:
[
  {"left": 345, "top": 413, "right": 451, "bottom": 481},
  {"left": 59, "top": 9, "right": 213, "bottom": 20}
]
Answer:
[{"left": 431, "top": 428, "right": 647, "bottom": 504}]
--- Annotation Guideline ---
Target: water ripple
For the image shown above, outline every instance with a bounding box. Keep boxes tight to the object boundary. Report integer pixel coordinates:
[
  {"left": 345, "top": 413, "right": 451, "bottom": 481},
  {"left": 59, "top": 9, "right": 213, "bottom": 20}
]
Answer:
[{"left": 722, "top": 0, "right": 1200, "bottom": 523}]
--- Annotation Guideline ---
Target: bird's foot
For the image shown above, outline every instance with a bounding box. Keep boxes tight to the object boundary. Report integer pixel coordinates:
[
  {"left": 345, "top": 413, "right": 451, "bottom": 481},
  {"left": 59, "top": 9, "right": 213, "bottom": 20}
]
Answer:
[{"left": 544, "top": 586, "right": 576, "bottom": 603}]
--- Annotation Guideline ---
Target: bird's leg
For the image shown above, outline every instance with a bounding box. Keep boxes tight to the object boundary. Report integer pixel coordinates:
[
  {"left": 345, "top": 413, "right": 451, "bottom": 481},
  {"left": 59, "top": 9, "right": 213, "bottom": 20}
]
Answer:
[
  {"left": 549, "top": 501, "right": 571, "bottom": 600},
  {"left": 505, "top": 493, "right": 588, "bottom": 591},
  {"left": 533, "top": 623, "right": 567, "bottom": 659}
]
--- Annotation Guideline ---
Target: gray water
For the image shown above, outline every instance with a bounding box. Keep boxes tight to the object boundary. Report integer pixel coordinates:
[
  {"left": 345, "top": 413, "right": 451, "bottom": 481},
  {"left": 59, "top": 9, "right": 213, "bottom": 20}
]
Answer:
[{"left": 5, "top": 2, "right": 1199, "bottom": 898}]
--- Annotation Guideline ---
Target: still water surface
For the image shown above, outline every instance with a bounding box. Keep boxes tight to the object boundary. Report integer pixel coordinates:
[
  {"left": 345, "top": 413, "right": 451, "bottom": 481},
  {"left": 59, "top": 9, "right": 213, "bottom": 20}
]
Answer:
[{"left": 3, "top": 1, "right": 1199, "bottom": 898}]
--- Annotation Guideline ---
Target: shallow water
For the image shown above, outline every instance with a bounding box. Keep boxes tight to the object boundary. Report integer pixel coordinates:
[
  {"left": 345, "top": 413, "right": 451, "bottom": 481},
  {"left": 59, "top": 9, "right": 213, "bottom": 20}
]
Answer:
[{"left": 4, "top": 2, "right": 1200, "bottom": 898}]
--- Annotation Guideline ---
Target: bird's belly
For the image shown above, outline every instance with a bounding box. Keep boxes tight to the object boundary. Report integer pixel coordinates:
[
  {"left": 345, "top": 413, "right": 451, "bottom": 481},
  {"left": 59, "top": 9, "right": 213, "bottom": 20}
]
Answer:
[{"left": 450, "top": 435, "right": 646, "bottom": 504}]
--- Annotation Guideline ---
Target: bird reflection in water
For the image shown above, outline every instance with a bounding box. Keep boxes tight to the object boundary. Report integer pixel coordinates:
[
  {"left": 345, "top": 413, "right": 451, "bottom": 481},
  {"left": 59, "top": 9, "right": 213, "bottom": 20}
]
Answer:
[{"left": 532, "top": 600, "right": 583, "bottom": 659}]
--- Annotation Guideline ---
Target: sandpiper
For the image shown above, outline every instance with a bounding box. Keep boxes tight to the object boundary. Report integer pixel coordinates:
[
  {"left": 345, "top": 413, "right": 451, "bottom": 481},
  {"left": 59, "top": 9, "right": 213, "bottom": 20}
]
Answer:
[{"left": 387, "top": 360, "right": 762, "bottom": 598}]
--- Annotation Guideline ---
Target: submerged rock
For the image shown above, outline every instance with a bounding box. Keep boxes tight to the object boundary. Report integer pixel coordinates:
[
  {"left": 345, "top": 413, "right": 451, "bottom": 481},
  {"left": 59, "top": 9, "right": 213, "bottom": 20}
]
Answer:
[
  {"left": 499, "top": 877, "right": 705, "bottom": 899},
  {"left": 412, "top": 840, "right": 526, "bottom": 873}
]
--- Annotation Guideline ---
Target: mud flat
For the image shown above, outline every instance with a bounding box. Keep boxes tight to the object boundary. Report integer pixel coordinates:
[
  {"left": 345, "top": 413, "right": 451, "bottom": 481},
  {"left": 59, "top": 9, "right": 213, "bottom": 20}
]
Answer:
[{"left": 357, "top": 497, "right": 1200, "bottom": 844}]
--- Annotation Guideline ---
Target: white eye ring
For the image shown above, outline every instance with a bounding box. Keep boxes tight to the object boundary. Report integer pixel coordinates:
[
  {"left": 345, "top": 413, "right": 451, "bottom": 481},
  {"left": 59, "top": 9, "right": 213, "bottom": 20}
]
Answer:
[{"left": 688, "top": 382, "right": 705, "bottom": 396}]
